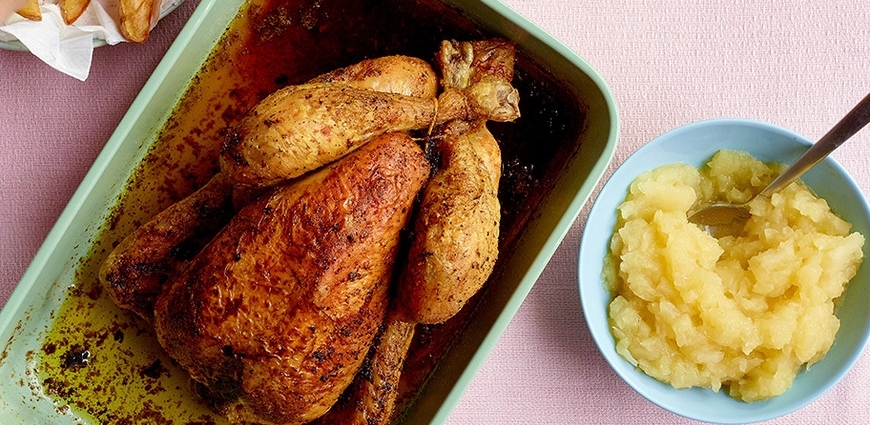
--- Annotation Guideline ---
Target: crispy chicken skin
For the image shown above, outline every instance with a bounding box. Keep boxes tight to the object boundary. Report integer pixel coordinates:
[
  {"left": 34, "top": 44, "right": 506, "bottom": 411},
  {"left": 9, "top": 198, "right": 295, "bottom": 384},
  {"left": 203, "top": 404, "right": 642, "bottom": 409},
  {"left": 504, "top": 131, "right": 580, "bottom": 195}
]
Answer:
[
  {"left": 220, "top": 78, "right": 519, "bottom": 187},
  {"left": 153, "top": 133, "right": 429, "bottom": 425},
  {"left": 396, "top": 39, "right": 513, "bottom": 324},
  {"left": 316, "top": 40, "right": 517, "bottom": 422},
  {"left": 397, "top": 120, "right": 502, "bottom": 324},
  {"left": 100, "top": 55, "right": 438, "bottom": 321},
  {"left": 100, "top": 173, "right": 235, "bottom": 320},
  {"left": 437, "top": 39, "right": 516, "bottom": 89},
  {"left": 119, "top": 0, "right": 157, "bottom": 43},
  {"left": 308, "top": 55, "right": 438, "bottom": 99},
  {"left": 311, "top": 311, "right": 416, "bottom": 425}
]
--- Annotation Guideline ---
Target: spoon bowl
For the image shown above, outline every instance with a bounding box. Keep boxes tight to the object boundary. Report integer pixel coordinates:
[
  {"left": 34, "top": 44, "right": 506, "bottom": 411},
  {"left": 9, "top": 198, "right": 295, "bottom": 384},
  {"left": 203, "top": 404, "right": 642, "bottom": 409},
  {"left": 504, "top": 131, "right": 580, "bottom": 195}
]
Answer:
[{"left": 688, "top": 92, "right": 870, "bottom": 235}]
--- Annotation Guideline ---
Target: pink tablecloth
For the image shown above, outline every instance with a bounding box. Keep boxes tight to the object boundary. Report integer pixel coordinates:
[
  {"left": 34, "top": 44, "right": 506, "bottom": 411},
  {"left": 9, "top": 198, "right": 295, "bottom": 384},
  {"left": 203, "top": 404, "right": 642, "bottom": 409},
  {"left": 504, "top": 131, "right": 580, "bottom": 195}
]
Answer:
[{"left": 1, "top": 1, "right": 868, "bottom": 424}]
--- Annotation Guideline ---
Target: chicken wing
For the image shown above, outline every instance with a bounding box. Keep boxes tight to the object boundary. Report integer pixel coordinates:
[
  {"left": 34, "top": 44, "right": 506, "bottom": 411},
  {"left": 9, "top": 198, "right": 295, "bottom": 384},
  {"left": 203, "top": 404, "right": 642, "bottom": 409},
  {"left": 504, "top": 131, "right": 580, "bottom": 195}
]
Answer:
[
  {"left": 99, "top": 173, "right": 235, "bottom": 320},
  {"left": 153, "top": 132, "right": 429, "bottom": 425}
]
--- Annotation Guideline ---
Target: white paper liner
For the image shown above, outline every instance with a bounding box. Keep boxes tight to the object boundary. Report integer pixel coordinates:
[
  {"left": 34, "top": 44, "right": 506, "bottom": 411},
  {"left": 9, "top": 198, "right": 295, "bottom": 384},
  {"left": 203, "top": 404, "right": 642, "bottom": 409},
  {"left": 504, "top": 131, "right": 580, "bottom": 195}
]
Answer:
[{"left": 1, "top": 0, "right": 185, "bottom": 81}]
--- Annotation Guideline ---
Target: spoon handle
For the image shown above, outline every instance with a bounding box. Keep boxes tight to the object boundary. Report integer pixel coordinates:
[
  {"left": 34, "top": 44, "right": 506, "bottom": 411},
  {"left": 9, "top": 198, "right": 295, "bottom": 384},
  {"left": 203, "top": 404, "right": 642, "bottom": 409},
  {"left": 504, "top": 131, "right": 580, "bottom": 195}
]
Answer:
[{"left": 760, "top": 91, "right": 870, "bottom": 197}]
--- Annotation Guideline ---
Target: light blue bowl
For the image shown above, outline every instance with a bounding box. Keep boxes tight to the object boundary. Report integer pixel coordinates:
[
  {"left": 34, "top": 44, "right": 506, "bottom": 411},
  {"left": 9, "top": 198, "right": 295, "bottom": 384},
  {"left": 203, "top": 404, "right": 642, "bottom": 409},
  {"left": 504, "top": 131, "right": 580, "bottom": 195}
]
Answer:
[{"left": 578, "top": 119, "right": 870, "bottom": 423}]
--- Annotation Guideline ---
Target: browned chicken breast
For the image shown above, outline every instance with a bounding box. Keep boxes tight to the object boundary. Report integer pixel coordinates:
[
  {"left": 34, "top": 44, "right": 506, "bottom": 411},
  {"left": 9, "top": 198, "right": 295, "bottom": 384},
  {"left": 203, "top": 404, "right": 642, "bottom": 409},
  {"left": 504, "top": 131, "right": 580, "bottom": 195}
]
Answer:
[
  {"left": 220, "top": 78, "right": 519, "bottom": 187},
  {"left": 153, "top": 132, "right": 429, "bottom": 425},
  {"left": 100, "top": 55, "right": 439, "bottom": 321}
]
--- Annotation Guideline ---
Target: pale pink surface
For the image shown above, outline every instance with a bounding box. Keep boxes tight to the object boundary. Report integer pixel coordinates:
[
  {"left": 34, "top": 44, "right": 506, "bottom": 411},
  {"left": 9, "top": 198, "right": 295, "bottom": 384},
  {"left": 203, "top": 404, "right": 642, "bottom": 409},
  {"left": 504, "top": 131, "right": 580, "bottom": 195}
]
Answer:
[{"left": 1, "top": 1, "right": 869, "bottom": 424}]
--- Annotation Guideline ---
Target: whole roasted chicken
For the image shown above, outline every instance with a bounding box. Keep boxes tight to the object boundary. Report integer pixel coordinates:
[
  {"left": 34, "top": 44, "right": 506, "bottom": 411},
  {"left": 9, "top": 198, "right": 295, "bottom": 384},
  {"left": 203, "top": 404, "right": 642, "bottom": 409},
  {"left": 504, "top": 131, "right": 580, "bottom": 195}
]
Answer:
[{"left": 99, "top": 40, "right": 519, "bottom": 425}]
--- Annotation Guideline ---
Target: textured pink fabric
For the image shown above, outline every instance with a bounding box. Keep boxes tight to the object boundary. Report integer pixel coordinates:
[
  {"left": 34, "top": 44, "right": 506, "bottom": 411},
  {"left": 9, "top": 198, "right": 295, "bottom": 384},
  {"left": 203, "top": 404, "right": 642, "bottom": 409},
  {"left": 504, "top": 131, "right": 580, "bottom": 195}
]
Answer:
[
  {"left": 1, "top": 1, "right": 868, "bottom": 424},
  {"left": 447, "top": 1, "right": 870, "bottom": 424}
]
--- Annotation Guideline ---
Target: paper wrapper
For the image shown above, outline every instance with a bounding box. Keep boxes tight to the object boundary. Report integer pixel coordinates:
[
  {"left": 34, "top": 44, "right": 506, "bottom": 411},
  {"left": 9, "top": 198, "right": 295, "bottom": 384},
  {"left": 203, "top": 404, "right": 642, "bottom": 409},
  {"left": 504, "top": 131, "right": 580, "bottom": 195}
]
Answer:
[{"left": 0, "top": 0, "right": 184, "bottom": 81}]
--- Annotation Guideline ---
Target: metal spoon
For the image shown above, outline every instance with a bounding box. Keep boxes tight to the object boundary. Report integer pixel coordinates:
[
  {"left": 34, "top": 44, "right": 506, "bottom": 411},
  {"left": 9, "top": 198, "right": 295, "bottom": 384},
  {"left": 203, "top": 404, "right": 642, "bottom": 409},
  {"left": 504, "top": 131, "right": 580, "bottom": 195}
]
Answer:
[{"left": 688, "top": 91, "right": 870, "bottom": 236}]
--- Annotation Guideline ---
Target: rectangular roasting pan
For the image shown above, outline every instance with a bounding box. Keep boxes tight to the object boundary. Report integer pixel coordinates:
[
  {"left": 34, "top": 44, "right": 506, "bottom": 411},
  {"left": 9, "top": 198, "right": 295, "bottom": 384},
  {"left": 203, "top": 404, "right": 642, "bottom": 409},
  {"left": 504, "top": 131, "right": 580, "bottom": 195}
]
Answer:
[{"left": 0, "top": 0, "right": 618, "bottom": 423}]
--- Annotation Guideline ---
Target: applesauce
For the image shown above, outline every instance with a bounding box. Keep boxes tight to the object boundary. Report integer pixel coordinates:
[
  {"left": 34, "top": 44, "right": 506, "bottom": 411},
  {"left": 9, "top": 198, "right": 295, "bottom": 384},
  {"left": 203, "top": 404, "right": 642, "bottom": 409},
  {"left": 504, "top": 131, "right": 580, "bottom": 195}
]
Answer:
[{"left": 604, "top": 149, "right": 865, "bottom": 402}]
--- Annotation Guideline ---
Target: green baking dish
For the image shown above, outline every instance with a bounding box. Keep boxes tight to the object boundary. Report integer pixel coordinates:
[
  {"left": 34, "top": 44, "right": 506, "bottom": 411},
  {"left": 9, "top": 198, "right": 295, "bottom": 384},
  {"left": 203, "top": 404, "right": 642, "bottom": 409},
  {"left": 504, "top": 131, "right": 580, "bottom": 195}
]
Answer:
[{"left": 0, "top": 0, "right": 617, "bottom": 423}]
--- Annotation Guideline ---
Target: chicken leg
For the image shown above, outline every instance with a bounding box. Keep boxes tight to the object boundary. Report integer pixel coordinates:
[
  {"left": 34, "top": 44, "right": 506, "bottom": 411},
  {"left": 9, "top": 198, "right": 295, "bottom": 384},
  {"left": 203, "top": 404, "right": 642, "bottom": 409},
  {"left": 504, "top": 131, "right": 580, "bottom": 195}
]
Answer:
[
  {"left": 397, "top": 39, "right": 513, "bottom": 324},
  {"left": 317, "top": 39, "right": 517, "bottom": 424},
  {"left": 308, "top": 55, "right": 438, "bottom": 99},
  {"left": 220, "top": 78, "right": 519, "bottom": 187},
  {"left": 397, "top": 120, "right": 503, "bottom": 324}
]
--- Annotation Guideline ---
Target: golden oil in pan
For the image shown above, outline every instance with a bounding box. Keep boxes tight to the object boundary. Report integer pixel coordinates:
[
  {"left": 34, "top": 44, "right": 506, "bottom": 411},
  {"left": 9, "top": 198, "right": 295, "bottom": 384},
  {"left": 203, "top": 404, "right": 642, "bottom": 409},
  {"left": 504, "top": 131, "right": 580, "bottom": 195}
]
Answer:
[{"left": 34, "top": 2, "right": 276, "bottom": 422}]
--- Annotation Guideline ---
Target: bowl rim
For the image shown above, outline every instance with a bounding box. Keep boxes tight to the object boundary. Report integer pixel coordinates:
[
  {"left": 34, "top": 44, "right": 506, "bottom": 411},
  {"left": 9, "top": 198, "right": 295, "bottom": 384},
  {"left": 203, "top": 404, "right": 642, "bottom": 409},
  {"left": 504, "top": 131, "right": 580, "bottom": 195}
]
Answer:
[{"left": 578, "top": 118, "right": 870, "bottom": 424}]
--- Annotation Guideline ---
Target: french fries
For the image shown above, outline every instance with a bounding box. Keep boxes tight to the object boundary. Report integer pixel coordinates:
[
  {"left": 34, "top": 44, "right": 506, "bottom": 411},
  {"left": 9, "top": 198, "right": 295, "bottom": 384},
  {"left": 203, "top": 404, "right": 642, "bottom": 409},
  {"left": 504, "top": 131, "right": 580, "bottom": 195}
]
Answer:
[
  {"left": 119, "top": 0, "right": 156, "bottom": 43},
  {"left": 16, "top": 0, "right": 41, "bottom": 21},
  {"left": 13, "top": 0, "right": 159, "bottom": 44},
  {"left": 59, "top": 0, "right": 90, "bottom": 25}
]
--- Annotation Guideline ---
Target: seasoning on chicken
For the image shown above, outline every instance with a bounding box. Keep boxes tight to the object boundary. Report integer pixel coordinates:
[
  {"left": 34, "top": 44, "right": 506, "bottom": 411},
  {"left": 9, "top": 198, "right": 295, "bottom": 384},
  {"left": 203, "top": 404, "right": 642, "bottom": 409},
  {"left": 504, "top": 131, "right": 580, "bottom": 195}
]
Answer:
[
  {"left": 99, "top": 55, "right": 439, "bottom": 321},
  {"left": 398, "top": 120, "right": 503, "bottom": 324},
  {"left": 220, "top": 78, "right": 519, "bottom": 187},
  {"left": 99, "top": 173, "right": 235, "bottom": 320},
  {"left": 397, "top": 39, "right": 513, "bottom": 324},
  {"left": 153, "top": 132, "right": 429, "bottom": 424}
]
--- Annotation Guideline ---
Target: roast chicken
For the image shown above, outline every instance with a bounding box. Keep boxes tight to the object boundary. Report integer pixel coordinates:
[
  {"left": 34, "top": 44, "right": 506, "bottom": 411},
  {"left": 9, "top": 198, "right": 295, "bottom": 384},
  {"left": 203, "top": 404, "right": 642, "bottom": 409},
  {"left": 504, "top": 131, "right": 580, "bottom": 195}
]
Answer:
[
  {"left": 99, "top": 40, "right": 520, "bottom": 424},
  {"left": 99, "top": 172, "right": 234, "bottom": 320}
]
